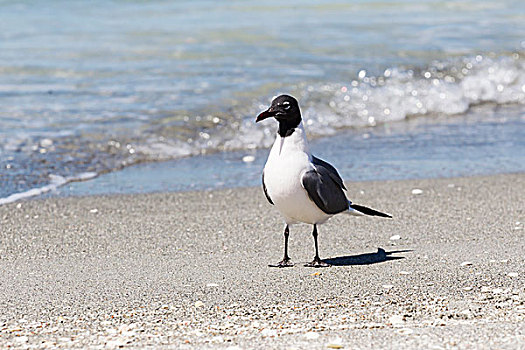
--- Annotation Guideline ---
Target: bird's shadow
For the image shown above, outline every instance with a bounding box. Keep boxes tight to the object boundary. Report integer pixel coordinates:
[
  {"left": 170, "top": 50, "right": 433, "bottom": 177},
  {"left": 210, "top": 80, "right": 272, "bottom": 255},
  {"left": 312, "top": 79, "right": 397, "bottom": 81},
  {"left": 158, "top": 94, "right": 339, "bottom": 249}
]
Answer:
[{"left": 324, "top": 247, "right": 411, "bottom": 266}]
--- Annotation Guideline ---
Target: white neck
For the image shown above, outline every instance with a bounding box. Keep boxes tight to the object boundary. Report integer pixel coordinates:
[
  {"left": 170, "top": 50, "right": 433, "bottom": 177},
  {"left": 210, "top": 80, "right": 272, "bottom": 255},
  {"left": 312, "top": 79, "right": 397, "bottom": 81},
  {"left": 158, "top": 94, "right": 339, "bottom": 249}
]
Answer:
[{"left": 270, "top": 121, "right": 311, "bottom": 158}]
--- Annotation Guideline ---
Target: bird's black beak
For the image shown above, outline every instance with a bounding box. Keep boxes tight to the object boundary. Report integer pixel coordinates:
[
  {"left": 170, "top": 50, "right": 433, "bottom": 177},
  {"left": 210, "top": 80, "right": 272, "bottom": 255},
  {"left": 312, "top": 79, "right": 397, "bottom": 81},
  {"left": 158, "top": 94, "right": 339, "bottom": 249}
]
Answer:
[{"left": 256, "top": 108, "right": 274, "bottom": 123}]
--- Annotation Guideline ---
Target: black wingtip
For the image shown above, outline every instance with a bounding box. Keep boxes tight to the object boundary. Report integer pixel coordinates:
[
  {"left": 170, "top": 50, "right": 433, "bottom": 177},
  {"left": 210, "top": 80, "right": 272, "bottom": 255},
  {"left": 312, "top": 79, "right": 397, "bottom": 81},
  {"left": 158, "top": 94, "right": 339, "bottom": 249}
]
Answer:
[{"left": 350, "top": 204, "right": 392, "bottom": 218}]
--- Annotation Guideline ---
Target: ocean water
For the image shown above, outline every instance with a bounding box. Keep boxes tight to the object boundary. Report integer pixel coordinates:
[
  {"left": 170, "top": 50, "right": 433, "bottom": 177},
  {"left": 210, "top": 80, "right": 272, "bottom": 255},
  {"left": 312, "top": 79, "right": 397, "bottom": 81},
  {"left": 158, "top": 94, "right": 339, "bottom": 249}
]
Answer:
[
  {"left": 56, "top": 104, "right": 525, "bottom": 198},
  {"left": 1, "top": 0, "right": 524, "bottom": 203}
]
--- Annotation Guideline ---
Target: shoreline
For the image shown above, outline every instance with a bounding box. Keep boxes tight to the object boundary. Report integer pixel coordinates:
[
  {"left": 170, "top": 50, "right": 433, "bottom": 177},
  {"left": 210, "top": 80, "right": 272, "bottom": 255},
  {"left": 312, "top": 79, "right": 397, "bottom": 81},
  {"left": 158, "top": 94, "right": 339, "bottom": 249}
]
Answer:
[
  {"left": 0, "top": 173, "right": 524, "bottom": 348},
  {"left": 2, "top": 103, "right": 524, "bottom": 204}
]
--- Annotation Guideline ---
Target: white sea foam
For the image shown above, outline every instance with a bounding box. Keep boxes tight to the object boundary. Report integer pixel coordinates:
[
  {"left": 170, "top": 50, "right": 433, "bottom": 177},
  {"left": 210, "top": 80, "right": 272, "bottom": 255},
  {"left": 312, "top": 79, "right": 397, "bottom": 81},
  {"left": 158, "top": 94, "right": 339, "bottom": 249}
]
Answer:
[
  {"left": 207, "top": 54, "right": 525, "bottom": 155},
  {"left": 299, "top": 55, "right": 524, "bottom": 130},
  {"left": 120, "top": 55, "right": 525, "bottom": 161},
  {"left": 0, "top": 172, "right": 98, "bottom": 205}
]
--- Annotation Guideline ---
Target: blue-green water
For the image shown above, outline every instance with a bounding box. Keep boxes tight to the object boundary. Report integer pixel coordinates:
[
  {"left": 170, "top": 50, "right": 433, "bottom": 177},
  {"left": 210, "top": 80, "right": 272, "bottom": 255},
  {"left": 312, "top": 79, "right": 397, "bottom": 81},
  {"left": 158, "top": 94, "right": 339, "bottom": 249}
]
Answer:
[
  {"left": 59, "top": 105, "right": 525, "bottom": 197},
  {"left": 1, "top": 0, "right": 524, "bottom": 202}
]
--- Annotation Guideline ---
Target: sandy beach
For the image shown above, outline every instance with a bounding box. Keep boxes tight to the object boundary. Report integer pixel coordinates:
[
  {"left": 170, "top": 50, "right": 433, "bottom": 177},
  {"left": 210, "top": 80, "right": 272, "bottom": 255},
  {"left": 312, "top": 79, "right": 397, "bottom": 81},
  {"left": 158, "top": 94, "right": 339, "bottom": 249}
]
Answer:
[{"left": 0, "top": 173, "right": 524, "bottom": 349}]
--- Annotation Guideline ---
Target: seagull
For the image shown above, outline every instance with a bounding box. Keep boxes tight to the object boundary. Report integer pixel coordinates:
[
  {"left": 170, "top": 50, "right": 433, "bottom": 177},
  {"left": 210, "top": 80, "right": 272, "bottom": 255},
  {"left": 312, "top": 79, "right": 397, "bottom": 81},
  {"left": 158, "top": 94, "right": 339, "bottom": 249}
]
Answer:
[{"left": 256, "top": 94, "right": 392, "bottom": 268}]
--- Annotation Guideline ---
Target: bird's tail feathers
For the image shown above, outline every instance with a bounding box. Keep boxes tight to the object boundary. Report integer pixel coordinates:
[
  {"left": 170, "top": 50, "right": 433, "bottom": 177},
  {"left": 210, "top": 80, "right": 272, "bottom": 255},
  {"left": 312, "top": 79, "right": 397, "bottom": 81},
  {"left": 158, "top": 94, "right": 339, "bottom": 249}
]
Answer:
[
  {"left": 347, "top": 203, "right": 392, "bottom": 218},
  {"left": 346, "top": 205, "right": 365, "bottom": 216}
]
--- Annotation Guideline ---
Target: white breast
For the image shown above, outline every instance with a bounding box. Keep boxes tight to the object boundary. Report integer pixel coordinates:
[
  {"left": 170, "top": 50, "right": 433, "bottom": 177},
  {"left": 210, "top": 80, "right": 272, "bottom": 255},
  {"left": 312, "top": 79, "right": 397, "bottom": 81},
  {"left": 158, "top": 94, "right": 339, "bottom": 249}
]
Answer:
[{"left": 263, "top": 124, "right": 332, "bottom": 225}]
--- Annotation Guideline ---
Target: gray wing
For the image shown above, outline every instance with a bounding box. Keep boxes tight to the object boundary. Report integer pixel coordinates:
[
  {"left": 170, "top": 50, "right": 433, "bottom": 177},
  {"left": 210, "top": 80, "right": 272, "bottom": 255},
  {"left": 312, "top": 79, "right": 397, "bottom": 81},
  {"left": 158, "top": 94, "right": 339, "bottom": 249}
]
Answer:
[
  {"left": 302, "top": 162, "right": 349, "bottom": 215},
  {"left": 262, "top": 171, "right": 274, "bottom": 205},
  {"left": 311, "top": 156, "right": 347, "bottom": 190}
]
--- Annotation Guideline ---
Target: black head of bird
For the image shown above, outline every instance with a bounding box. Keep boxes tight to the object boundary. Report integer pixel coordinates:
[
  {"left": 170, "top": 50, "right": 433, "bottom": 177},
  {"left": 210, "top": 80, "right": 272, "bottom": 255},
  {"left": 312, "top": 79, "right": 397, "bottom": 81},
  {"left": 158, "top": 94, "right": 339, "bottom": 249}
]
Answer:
[{"left": 256, "top": 94, "right": 302, "bottom": 137}]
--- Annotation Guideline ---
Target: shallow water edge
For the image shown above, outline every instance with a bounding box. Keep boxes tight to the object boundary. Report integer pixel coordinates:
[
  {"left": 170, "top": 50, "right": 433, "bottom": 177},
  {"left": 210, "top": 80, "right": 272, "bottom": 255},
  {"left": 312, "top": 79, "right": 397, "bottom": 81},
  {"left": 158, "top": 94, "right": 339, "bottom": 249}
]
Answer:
[{"left": 34, "top": 103, "right": 525, "bottom": 201}]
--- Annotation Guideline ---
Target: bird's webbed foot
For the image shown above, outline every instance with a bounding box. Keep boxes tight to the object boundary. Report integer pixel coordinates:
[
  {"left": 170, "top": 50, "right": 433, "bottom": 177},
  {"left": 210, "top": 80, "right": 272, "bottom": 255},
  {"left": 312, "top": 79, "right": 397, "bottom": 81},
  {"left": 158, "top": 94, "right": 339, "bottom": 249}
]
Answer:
[
  {"left": 304, "top": 257, "right": 331, "bottom": 268},
  {"left": 269, "top": 257, "right": 294, "bottom": 268}
]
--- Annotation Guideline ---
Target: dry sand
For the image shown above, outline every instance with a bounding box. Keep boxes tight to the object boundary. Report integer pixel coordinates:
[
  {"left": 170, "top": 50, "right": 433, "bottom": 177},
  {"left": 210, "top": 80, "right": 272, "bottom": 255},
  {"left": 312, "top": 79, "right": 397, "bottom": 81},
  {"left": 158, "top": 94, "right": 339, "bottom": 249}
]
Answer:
[{"left": 0, "top": 173, "right": 524, "bottom": 349}]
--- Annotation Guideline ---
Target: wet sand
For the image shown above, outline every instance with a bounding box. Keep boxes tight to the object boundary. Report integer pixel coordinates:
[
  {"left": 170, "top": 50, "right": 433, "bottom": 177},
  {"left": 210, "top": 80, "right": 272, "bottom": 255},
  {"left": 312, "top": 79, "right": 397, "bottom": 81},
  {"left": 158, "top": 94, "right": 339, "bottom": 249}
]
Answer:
[{"left": 0, "top": 174, "right": 524, "bottom": 349}]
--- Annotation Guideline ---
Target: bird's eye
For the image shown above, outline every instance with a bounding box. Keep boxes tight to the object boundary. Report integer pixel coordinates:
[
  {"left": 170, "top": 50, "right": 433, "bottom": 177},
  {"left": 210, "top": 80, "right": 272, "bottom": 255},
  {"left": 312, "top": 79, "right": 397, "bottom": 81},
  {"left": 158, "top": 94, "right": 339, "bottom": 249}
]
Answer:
[{"left": 283, "top": 101, "right": 291, "bottom": 110}]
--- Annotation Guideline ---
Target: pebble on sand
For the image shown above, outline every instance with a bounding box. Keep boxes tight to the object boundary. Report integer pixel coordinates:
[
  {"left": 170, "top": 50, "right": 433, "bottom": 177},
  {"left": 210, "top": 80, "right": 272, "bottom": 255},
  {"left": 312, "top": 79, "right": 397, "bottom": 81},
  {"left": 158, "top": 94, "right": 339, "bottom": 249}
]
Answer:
[
  {"left": 388, "top": 315, "right": 405, "bottom": 328},
  {"left": 460, "top": 261, "right": 473, "bottom": 267},
  {"left": 326, "top": 337, "right": 343, "bottom": 348},
  {"left": 15, "top": 336, "right": 29, "bottom": 343},
  {"left": 242, "top": 155, "right": 255, "bottom": 163},
  {"left": 106, "top": 339, "right": 128, "bottom": 348},
  {"left": 194, "top": 301, "right": 205, "bottom": 308},
  {"left": 304, "top": 331, "right": 319, "bottom": 340},
  {"left": 397, "top": 328, "right": 414, "bottom": 335},
  {"left": 411, "top": 189, "right": 423, "bottom": 195},
  {"left": 433, "top": 319, "right": 447, "bottom": 326},
  {"left": 260, "top": 328, "right": 277, "bottom": 337},
  {"left": 389, "top": 234, "right": 401, "bottom": 241},
  {"left": 507, "top": 272, "right": 518, "bottom": 278}
]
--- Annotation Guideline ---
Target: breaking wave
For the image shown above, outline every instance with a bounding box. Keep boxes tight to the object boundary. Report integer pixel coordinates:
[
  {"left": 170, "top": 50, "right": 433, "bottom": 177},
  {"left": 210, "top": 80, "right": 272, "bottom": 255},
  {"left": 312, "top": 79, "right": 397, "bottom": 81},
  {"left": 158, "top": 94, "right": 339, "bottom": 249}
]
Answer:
[
  {"left": 140, "top": 53, "right": 525, "bottom": 156},
  {"left": 1, "top": 53, "right": 525, "bottom": 203}
]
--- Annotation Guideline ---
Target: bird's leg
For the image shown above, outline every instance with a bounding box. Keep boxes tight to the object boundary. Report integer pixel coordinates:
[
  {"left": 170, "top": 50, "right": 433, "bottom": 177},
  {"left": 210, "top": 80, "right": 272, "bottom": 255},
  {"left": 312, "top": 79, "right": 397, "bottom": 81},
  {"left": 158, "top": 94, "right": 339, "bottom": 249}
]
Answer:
[
  {"left": 305, "top": 224, "right": 331, "bottom": 267},
  {"left": 269, "top": 224, "right": 294, "bottom": 268}
]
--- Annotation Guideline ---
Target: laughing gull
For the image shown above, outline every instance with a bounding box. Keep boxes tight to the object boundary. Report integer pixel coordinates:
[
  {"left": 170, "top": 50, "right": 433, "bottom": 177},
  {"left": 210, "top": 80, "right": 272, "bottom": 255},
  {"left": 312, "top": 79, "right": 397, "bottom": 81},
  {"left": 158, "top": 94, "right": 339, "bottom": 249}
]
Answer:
[{"left": 256, "top": 94, "right": 392, "bottom": 268}]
